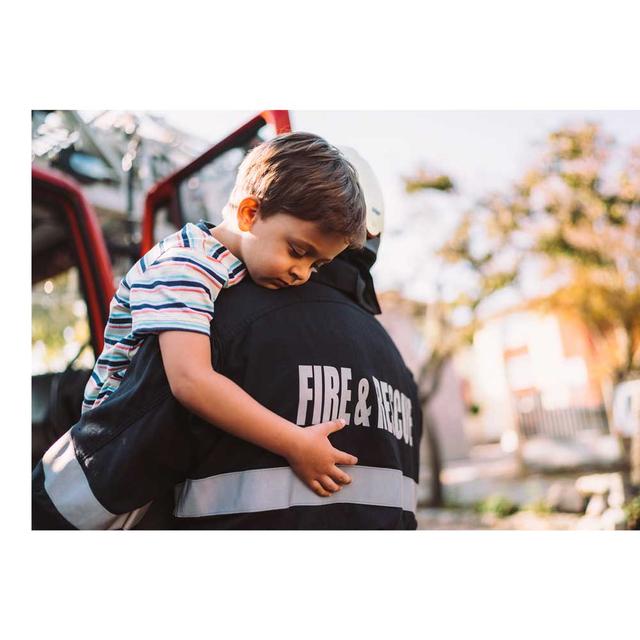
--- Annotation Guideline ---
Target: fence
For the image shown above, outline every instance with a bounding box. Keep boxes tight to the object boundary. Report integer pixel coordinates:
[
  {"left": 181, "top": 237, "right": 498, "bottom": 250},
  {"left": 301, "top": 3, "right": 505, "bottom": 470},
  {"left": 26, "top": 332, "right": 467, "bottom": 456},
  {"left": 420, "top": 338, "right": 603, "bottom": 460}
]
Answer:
[{"left": 517, "top": 395, "right": 609, "bottom": 440}]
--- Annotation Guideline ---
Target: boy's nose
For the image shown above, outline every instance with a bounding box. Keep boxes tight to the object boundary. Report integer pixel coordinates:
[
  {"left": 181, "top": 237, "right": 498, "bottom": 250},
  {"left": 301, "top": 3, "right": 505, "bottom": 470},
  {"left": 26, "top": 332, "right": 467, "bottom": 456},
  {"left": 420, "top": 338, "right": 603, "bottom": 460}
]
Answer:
[{"left": 289, "top": 266, "right": 311, "bottom": 285}]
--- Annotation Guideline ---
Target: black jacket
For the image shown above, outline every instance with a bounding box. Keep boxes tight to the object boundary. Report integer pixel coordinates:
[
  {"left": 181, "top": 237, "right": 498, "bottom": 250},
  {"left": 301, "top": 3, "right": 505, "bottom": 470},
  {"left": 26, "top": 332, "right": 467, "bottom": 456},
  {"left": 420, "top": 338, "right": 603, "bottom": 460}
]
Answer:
[{"left": 33, "top": 262, "right": 422, "bottom": 529}]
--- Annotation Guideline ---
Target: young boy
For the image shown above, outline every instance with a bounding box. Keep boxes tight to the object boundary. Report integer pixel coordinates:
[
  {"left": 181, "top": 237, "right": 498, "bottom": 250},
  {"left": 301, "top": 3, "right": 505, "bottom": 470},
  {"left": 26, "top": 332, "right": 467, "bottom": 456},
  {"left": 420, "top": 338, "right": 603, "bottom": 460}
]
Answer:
[{"left": 82, "top": 131, "right": 367, "bottom": 498}]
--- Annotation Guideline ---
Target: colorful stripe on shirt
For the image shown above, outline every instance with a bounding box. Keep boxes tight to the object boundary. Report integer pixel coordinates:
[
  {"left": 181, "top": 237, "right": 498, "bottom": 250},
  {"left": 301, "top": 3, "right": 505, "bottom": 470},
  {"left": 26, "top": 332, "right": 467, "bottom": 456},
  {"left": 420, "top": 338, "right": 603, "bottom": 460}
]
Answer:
[{"left": 81, "top": 221, "right": 246, "bottom": 413}]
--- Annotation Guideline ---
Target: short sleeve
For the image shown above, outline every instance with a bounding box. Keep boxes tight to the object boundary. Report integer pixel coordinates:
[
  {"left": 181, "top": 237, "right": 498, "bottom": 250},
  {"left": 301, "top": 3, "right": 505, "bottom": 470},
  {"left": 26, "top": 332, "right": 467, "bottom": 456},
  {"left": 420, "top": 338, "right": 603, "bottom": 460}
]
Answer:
[{"left": 129, "top": 247, "right": 229, "bottom": 337}]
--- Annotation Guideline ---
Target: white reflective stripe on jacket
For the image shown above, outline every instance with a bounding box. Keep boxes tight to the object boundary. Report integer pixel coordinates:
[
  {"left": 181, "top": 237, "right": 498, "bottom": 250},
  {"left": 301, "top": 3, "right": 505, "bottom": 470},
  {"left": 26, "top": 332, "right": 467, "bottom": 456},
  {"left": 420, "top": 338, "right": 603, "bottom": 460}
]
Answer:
[
  {"left": 174, "top": 465, "right": 418, "bottom": 518},
  {"left": 42, "top": 431, "right": 150, "bottom": 530}
]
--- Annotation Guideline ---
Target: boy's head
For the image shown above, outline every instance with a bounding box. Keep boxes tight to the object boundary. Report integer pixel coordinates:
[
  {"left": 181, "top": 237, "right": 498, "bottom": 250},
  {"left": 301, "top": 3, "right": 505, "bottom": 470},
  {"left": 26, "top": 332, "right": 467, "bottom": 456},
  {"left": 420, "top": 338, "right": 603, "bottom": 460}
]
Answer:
[{"left": 223, "top": 132, "right": 367, "bottom": 289}]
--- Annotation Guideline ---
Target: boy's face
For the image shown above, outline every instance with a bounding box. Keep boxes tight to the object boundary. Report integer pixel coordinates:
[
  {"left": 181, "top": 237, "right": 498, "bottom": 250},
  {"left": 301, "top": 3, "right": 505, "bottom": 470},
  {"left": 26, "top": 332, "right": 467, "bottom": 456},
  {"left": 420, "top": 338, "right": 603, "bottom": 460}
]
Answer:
[{"left": 238, "top": 202, "right": 349, "bottom": 290}]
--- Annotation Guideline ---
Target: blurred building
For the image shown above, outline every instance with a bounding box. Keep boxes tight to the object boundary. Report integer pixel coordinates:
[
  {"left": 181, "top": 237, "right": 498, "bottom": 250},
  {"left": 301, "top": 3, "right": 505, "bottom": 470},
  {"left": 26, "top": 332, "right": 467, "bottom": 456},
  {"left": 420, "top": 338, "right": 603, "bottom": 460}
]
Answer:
[
  {"left": 463, "top": 311, "right": 609, "bottom": 444},
  {"left": 377, "top": 290, "right": 613, "bottom": 466}
]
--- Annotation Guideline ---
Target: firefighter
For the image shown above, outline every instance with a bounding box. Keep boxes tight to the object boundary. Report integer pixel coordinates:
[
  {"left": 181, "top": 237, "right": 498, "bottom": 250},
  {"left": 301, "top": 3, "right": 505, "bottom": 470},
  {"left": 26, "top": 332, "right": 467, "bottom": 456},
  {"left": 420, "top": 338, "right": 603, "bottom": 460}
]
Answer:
[{"left": 32, "top": 148, "right": 423, "bottom": 530}]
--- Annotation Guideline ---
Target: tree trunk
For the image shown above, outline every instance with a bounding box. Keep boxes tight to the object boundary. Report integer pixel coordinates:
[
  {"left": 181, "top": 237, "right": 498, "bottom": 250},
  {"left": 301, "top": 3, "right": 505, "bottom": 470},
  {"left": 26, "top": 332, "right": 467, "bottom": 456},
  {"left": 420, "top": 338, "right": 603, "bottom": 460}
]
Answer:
[
  {"left": 417, "top": 354, "right": 448, "bottom": 508},
  {"left": 422, "top": 409, "right": 444, "bottom": 507}
]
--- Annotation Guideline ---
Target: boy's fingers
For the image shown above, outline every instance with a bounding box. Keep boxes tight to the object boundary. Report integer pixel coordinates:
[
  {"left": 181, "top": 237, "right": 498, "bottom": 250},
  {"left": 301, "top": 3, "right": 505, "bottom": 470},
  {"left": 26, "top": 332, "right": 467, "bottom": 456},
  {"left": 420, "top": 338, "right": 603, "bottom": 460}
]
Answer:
[
  {"left": 330, "top": 467, "right": 352, "bottom": 485},
  {"left": 323, "top": 418, "right": 347, "bottom": 434},
  {"left": 319, "top": 475, "right": 341, "bottom": 493},
  {"left": 311, "top": 480, "right": 330, "bottom": 498},
  {"left": 334, "top": 449, "right": 358, "bottom": 466}
]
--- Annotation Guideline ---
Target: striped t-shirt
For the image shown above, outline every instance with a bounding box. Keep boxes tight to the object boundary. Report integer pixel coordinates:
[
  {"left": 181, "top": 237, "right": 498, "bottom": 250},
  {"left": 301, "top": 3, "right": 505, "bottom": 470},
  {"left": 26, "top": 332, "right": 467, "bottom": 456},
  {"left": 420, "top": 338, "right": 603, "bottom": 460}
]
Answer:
[{"left": 82, "top": 220, "right": 246, "bottom": 414}]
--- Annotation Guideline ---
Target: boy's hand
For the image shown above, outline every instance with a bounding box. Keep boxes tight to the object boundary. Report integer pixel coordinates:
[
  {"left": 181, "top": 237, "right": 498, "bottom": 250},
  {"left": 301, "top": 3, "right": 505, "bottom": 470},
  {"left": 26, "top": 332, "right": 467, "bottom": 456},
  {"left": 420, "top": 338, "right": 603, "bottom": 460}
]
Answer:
[{"left": 286, "top": 419, "right": 358, "bottom": 497}]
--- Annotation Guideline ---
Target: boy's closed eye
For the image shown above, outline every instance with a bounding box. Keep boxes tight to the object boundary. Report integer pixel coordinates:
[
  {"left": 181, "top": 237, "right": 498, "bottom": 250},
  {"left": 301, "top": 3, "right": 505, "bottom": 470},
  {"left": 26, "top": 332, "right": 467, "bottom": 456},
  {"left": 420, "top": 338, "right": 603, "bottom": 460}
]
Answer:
[
  {"left": 288, "top": 243, "right": 328, "bottom": 273},
  {"left": 288, "top": 243, "right": 306, "bottom": 258}
]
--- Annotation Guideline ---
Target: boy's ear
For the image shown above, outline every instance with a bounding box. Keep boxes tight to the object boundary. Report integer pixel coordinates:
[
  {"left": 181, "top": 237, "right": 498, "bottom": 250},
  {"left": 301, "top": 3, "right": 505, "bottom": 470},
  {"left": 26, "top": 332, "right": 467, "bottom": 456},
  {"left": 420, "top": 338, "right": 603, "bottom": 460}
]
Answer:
[{"left": 237, "top": 197, "right": 260, "bottom": 232}]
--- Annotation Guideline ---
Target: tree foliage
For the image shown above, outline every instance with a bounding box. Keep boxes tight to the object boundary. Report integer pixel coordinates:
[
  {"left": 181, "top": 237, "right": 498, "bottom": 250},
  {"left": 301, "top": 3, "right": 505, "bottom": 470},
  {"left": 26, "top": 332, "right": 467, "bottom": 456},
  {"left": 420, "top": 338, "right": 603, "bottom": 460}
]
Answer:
[
  {"left": 411, "top": 123, "right": 640, "bottom": 383},
  {"left": 499, "top": 124, "right": 640, "bottom": 380},
  {"left": 406, "top": 121, "right": 640, "bottom": 488}
]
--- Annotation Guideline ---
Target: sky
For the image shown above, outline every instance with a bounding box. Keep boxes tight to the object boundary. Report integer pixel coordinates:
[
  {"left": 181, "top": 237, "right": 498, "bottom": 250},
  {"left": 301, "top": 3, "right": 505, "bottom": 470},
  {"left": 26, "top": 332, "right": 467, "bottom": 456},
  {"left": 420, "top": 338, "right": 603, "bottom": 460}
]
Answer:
[{"left": 157, "top": 110, "right": 640, "bottom": 299}]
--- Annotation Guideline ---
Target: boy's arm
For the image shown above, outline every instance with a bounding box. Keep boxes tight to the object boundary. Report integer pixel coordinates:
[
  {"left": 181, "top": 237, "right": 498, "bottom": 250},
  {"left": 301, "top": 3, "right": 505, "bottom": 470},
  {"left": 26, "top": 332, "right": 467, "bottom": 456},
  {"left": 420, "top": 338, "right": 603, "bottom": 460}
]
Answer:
[{"left": 159, "top": 331, "right": 358, "bottom": 497}]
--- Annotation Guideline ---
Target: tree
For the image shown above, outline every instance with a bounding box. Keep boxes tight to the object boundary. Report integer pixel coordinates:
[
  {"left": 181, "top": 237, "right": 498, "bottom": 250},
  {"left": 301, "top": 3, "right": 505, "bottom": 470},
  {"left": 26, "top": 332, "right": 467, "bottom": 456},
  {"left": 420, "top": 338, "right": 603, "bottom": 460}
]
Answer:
[
  {"left": 401, "top": 169, "right": 522, "bottom": 504},
  {"left": 495, "top": 124, "right": 640, "bottom": 382},
  {"left": 407, "top": 123, "right": 640, "bottom": 487},
  {"left": 510, "top": 124, "right": 640, "bottom": 485}
]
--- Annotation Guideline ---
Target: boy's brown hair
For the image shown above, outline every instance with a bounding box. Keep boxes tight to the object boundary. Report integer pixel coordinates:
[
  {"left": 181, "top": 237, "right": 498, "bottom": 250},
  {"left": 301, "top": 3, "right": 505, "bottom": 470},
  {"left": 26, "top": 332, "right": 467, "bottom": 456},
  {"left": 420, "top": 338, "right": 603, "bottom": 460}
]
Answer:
[{"left": 228, "top": 131, "right": 367, "bottom": 248}]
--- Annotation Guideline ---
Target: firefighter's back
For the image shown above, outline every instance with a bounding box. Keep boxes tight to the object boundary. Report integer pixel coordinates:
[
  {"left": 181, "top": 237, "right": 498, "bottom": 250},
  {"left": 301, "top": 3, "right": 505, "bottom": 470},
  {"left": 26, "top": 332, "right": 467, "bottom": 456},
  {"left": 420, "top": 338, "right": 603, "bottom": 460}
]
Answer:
[{"left": 174, "top": 278, "right": 422, "bottom": 529}]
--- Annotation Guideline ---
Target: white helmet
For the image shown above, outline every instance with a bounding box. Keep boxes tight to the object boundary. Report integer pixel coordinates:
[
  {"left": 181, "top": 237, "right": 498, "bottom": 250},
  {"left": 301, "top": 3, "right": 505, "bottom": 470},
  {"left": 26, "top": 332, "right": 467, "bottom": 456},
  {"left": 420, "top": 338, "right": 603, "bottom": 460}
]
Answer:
[{"left": 338, "top": 146, "right": 384, "bottom": 241}]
